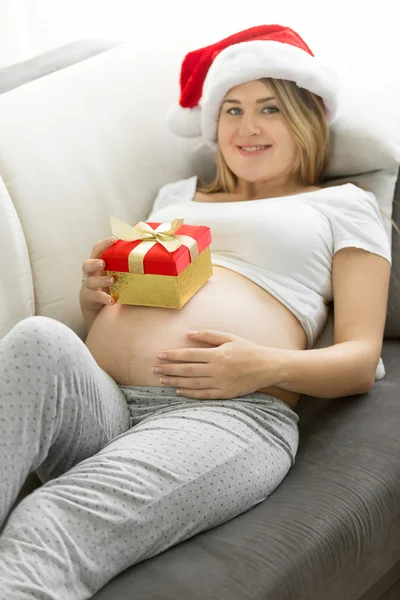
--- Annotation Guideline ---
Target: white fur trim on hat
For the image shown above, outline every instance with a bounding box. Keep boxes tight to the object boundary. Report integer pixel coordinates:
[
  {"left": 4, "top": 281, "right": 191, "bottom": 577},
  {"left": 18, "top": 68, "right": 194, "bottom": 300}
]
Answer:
[
  {"left": 167, "top": 105, "right": 202, "bottom": 138},
  {"left": 200, "top": 40, "right": 339, "bottom": 150}
]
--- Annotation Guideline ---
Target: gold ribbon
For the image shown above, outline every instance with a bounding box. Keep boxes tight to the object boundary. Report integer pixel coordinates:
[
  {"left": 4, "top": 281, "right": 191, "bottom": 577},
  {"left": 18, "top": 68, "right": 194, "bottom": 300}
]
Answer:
[{"left": 110, "top": 215, "right": 199, "bottom": 274}]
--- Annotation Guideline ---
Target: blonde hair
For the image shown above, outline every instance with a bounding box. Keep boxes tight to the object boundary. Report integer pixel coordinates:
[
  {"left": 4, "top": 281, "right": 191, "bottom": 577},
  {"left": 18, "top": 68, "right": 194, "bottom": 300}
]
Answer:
[{"left": 197, "top": 77, "right": 400, "bottom": 236}]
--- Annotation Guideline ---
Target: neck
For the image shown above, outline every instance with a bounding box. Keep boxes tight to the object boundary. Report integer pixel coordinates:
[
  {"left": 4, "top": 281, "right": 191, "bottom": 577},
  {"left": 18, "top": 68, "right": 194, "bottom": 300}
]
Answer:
[{"left": 235, "top": 177, "right": 305, "bottom": 200}]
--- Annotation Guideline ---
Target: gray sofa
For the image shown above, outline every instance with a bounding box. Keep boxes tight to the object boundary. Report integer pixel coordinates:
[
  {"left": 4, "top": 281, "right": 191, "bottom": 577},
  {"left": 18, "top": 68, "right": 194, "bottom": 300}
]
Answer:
[{"left": 2, "top": 42, "right": 400, "bottom": 600}]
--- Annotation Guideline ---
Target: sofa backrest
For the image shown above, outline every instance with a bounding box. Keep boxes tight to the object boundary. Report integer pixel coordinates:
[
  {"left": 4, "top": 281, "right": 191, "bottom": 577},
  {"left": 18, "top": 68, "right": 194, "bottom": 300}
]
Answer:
[
  {"left": 0, "top": 40, "right": 399, "bottom": 342},
  {"left": 385, "top": 174, "right": 400, "bottom": 339}
]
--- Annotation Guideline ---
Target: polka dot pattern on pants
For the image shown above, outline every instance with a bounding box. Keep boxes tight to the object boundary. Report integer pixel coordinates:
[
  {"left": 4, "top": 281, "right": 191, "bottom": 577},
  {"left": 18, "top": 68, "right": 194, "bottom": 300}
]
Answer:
[{"left": 0, "top": 317, "right": 299, "bottom": 599}]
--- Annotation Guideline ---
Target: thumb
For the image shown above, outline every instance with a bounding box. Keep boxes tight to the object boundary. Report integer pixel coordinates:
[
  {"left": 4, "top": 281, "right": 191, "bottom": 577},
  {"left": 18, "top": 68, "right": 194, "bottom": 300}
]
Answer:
[{"left": 187, "top": 329, "right": 234, "bottom": 345}]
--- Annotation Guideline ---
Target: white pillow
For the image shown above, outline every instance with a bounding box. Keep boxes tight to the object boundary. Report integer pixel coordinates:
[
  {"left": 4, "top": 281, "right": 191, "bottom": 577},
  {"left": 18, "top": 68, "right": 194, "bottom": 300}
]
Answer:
[{"left": 324, "top": 112, "right": 400, "bottom": 246}]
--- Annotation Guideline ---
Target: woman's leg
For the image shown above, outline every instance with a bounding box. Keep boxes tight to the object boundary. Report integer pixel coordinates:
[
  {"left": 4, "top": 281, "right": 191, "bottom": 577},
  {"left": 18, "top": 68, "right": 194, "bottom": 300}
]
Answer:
[
  {"left": 0, "top": 385, "right": 299, "bottom": 600},
  {"left": 0, "top": 316, "right": 130, "bottom": 530}
]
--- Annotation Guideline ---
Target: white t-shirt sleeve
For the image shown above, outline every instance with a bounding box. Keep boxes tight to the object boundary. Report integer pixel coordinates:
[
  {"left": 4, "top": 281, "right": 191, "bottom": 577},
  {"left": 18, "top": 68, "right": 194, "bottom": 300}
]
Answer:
[{"left": 328, "top": 189, "right": 392, "bottom": 265}]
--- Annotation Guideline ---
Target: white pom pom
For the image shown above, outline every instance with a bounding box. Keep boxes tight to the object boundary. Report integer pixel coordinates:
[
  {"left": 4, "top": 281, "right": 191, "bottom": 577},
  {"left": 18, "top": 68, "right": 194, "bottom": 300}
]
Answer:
[{"left": 167, "top": 105, "right": 202, "bottom": 138}]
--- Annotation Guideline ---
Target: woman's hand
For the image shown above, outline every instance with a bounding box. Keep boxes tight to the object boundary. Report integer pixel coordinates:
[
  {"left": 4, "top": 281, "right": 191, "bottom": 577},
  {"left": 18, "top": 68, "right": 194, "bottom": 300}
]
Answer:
[
  {"left": 80, "top": 236, "right": 118, "bottom": 312},
  {"left": 152, "top": 329, "right": 284, "bottom": 400}
]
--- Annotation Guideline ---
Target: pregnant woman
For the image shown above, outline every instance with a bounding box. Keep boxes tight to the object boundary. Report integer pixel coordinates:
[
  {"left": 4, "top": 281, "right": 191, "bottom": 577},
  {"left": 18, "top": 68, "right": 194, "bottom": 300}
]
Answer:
[{"left": 0, "top": 25, "right": 392, "bottom": 599}]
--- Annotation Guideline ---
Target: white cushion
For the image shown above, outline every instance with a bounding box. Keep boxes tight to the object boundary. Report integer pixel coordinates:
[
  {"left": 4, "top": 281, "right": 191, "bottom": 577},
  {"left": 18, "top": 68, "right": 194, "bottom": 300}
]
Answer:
[{"left": 0, "top": 176, "right": 34, "bottom": 336}]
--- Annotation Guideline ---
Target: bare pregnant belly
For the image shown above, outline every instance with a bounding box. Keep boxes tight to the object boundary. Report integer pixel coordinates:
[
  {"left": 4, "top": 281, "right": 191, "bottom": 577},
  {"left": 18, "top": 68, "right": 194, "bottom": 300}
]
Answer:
[{"left": 85, "top": 266, "right": 308, "bottom": 409}]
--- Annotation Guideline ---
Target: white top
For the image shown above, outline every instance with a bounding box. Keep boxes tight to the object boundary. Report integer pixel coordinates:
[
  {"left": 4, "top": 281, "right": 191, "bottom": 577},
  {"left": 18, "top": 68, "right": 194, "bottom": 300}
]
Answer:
[{"left": 146, "top": 176, "right": 392, "bottom": 350}]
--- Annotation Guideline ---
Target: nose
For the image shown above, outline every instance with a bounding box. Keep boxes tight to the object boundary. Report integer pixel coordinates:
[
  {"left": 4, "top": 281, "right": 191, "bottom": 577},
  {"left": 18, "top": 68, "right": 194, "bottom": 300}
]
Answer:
[{"left": 238, "top": 113, "right": 262, "bottom": 137}]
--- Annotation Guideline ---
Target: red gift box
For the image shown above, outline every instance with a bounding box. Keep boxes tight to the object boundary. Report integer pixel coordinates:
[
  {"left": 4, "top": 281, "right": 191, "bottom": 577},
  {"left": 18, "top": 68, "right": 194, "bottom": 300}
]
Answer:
[
  {"left": 100, "top": 218, "right": 213, "bottom": 308},
  {"left": 102, "top": 222, "right": 211, "bottom": 275}
]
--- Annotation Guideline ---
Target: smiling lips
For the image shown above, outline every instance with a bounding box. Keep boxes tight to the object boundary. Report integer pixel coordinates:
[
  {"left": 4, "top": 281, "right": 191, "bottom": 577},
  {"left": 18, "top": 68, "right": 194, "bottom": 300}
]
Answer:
[{"left": 237, "top": 145, "right": 272, "bottom": 157}]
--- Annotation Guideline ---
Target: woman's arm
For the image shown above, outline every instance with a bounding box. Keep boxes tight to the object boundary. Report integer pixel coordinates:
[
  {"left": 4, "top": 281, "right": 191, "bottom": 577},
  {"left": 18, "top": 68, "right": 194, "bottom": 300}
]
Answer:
[
  {"left": 271, "top": 341, "right": 374, "bottom": 398},
  {"left": 271, "top": 246, "right": 391, "bottom": 399}
]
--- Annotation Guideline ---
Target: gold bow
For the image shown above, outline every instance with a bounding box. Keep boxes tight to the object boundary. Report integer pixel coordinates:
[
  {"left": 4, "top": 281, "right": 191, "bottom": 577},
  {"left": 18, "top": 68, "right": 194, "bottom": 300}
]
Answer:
[{"left": 110, "top": 215, "right": 199, "bottom": 274}]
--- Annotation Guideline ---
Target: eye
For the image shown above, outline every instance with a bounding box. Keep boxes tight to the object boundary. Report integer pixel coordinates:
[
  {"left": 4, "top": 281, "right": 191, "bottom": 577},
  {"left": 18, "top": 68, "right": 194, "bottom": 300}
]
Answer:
[
  {"left": 262, "top": 106, "right": 279, "bottom": 114},
  {"left": 226, "top": 107, "right": 242, "bottom": 115},
  {"left": 226, "top": 106, "right": 279, "bottom": 115}
]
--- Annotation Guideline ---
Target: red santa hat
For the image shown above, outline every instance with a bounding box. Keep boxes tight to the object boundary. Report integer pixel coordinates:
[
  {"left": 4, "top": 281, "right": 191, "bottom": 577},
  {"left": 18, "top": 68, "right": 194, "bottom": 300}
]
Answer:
[{"left": 167, "top": 25, "right": 339, "bottom": 149}]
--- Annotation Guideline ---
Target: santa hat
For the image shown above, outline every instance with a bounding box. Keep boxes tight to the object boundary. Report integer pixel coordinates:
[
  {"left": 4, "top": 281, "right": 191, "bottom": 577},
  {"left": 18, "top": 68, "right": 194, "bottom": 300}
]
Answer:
[{"left": 167, "top": 25, "right": 339, "bottom": 149}]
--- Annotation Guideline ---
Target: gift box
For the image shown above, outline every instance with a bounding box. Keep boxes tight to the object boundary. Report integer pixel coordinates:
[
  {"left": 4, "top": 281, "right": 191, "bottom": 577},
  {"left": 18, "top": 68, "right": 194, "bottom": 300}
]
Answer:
[{"left": 100, "top": 216, "right": 213, "bottom": 308}]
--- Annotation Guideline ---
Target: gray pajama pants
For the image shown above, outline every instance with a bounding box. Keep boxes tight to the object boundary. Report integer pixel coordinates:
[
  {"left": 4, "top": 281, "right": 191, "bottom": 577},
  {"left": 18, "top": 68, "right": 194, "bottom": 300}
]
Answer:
[{"left": 0, "top": 316, "right": 299, "bottom": 599}]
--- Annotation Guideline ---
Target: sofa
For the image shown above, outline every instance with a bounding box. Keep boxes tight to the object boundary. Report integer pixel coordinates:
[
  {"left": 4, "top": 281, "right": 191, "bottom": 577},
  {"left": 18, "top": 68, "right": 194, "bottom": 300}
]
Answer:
[{"left": 1, "top": 39, "right": 400, "bottom": 600}]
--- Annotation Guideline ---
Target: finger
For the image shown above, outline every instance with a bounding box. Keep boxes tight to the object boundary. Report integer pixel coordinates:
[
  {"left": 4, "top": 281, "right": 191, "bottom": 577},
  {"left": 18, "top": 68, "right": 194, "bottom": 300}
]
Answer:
[
  {"left": 80, "top": 285, "right": 115, "bottom": 308},
  {"left": 82, "top": 258, "right": 107, "bottom": 277},
  {"left": 176, "top": 388, "right": 223, "bottom": 400},
  {"left": 158, "top": 375, "right": 214, "bottom": 389},
  {"left": 90, "top": 289, "right": 116, "bottom": 306},
  {"left": 153, "top": 362, "right": 210, "bottom": 378},
  {"left": 187, "top": 329, "right": 234, "bottom": 345},
  {"left": 82, "top": 274, "right": 115, "bottom": 290},
  {"left": 89, "top": 237, "right": 117, "bottom": 261},
  {"left": 156, "top": 347, "right": 215, "bottom": 362}
]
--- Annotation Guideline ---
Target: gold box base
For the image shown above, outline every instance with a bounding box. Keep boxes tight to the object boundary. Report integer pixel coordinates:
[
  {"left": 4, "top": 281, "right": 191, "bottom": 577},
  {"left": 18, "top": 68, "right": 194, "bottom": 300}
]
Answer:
[{"left": 107, "top": 246, "right": 213, "bottom": 308}]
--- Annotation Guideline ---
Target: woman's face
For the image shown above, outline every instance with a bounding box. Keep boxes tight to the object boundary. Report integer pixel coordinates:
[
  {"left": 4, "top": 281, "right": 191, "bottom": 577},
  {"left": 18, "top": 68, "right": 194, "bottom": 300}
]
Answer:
[{"left": 217, "top": 80, "right": 299, "bottom": 186}]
